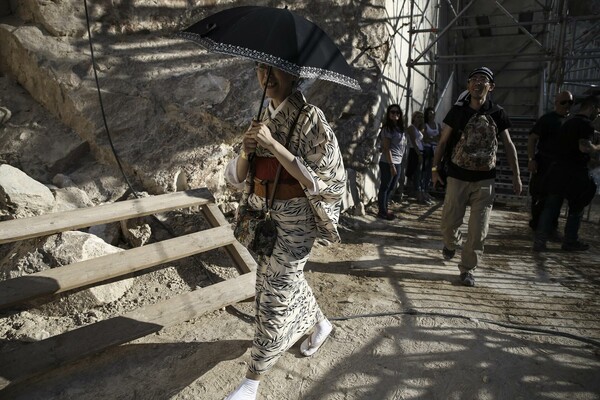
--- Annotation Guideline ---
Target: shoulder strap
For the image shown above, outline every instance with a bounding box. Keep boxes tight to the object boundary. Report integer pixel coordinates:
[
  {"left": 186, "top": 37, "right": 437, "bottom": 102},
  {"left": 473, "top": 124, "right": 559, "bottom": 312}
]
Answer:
[{"left": 267, "top": 104, "right": 307, "bottom": 209}]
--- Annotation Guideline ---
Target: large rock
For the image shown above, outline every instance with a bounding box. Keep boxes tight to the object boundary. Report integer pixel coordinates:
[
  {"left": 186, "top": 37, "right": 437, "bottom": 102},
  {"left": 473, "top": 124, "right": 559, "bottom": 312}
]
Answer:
[
  {"left": 0, "top": 231, "right": 134, "bottom": 316},
  {"left": 0, "top": 164, "right": 54, "bottom": 219},
  {"left": 0, "top": 1, "right": 385, "bottom": 207},
  {"left": 0, "top": 77, "right": 89, "bottom": 183},
  {"left": 50, "top": 185, "right": 95, "bottom": 212}
]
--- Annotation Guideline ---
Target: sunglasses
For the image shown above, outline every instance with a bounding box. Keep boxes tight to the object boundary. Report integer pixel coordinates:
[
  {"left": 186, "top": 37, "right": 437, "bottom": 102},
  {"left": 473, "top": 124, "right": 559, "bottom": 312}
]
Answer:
[
  {"left": 389, "top": 110, "right": 401, "bottom": 115},
  {"left": 468, "top": 77, "right": 491, "bottom": 84},
  {"left": 559, "top": 100, "right": 574, "bottom": 106}
]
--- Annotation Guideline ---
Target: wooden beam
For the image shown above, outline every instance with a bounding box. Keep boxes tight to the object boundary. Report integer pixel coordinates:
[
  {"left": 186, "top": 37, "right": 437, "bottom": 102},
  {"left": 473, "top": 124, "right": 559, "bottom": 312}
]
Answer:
[
  {"left": 201, "top": 203, "right": 257, "bottom": 274},
  {"left": 0, "top": 272, "right": 256, "bottom": 386},
  {"left": 0, "top": 188, "right": 214, "bottom": 244},
  {"left": 0, "top": 225, "right": 235, "bottom": 309}
]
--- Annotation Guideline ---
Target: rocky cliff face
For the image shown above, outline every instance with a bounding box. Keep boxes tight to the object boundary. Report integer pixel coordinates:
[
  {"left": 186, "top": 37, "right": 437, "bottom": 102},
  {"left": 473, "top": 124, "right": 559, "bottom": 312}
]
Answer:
[{"left": 1, "top": 0, "right": 389, "bottom": 209}]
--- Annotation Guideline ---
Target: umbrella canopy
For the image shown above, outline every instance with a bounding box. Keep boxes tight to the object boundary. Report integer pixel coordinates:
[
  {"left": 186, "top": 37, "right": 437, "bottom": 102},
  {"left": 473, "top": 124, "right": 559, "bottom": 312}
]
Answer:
[{"left": 177, "top": 6, "right": 360, "bottom": 90}]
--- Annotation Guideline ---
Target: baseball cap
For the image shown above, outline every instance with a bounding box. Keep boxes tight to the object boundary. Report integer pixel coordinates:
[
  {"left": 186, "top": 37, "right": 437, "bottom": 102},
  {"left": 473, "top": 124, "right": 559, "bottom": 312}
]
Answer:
[{"left": 468, "top": 67, "right": 494, "bottom": 83}]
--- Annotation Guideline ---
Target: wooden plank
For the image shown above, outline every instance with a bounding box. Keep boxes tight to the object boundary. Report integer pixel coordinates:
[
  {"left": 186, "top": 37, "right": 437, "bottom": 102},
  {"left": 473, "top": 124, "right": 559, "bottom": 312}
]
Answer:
[
  {"left": 0, "top": 272, "right": 256, "bottom": 386},
  {"left": 201, "top": 203, "right": 257, "bottom": 274},
  {"left": 0, "top": 225, "right": 235, "bottom": 309},
  {"left": 0, "top": 188, "right": 214, "bottom": 245}
]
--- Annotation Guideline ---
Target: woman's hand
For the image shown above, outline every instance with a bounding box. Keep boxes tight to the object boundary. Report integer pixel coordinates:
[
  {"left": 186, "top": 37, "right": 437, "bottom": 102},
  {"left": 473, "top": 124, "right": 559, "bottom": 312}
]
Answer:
[{"left": 245, "top": 121, "right": 275, "bottom": 151}]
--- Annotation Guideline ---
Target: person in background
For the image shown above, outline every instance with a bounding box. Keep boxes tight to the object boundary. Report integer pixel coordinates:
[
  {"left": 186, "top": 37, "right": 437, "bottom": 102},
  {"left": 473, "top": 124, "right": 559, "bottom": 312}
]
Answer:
[
  {"left": 534, "top": 95, "right": 600, "bottom": 252},
  {"left": 223, "top": 63, "right": 346, "bottom": 400},
  {"left": 527, "top": 90, "right": 573, "bottom": 231},
  {"left": 377, "top": 104, "right": 406, "bottom": 220},
  {"left": 432, "top": 66, "right": 522, "bottom": 287},
  {"left": 421, "top": 106, "right": 441, "bottom": 202},
  {"left": 406, "top": 111, "right": 430, "bottom": 204}
]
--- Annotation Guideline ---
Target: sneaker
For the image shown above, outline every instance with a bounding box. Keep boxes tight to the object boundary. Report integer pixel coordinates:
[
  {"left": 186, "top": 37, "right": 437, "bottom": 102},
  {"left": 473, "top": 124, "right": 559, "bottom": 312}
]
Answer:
[
  {"left": 442, "top": 247, "right": 455, "bottom": 260},
  {"left": 460, "top": 272, "right": 475, "bottom": 287},
  {"left": 561, "top": 241, "right": 589, "bottom": 251}
]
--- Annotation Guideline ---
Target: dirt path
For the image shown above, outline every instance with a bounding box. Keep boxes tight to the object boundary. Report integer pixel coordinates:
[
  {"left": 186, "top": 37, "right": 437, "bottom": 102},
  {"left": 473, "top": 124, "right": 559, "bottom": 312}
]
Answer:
[{"left": 2, "top": 199, "right": 599, "bottom": 400}]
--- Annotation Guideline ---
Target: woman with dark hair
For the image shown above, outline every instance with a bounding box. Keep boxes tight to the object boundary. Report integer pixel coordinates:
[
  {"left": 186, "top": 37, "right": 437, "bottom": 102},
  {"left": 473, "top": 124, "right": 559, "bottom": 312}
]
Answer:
[
  {"left": 421, "top": 106, "right": 441, "bottom": 202},
  {"left": 377, "top": 104, "right": 406, "bottom": 219}
]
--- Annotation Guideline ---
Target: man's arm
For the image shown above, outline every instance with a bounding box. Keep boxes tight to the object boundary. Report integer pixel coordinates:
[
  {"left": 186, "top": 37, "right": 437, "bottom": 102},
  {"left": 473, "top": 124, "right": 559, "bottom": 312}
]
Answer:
[
  {"left": 527, "top": 133, "right": 539, "bottom": 173},
  {"left": 500, "top": 129, "right": 522, "bottom": 195},
  {"left": 431, "top": 124, "right": 452, "bottom": 186}
]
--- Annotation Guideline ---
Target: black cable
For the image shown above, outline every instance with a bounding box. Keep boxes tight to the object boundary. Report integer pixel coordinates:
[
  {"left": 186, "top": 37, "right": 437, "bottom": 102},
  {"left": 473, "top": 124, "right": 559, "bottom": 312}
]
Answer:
[
  {"left": 83, "top": 0, "right": 137, "bottom": 195},
  {"left": 329, "top": 309, "right": 600, "bottom": 348},
  {"left": 83, "top": 0, "right": 176, "bottom": 238}
]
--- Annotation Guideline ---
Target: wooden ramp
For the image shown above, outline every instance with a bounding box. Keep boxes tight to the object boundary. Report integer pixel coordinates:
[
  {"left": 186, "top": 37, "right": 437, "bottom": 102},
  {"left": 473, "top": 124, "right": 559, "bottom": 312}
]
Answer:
[{"left": 0, "top": 188, "right": 256, "bottom": 387}]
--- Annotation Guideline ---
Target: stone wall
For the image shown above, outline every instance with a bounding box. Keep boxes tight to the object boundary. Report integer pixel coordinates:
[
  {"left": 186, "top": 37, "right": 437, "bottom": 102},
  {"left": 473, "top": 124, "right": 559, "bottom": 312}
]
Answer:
[{"left": 0, "top": 0, "right": 440, "bottom": 210}]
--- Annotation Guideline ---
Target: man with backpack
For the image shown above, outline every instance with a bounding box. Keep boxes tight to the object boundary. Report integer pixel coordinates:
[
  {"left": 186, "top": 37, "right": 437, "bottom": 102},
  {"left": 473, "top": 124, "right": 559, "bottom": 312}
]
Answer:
[{"left": 431, "top": 67, "right": 522, "bottom": 287}]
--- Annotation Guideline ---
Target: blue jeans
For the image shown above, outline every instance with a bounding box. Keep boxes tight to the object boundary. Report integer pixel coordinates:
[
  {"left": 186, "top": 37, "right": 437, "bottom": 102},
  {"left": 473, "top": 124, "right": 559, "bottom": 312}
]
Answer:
[
  {"left": 421, "top": 146, "right": 434, "bottom": 192},
  {"left": 378, "top": 161, "right": 402, "bottom": 215}
]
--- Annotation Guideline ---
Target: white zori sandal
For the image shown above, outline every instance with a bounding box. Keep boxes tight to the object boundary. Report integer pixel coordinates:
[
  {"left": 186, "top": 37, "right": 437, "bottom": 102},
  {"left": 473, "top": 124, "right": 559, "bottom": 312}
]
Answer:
[{"left": 300, "top": 319, "right": 333, "bottom": 357}]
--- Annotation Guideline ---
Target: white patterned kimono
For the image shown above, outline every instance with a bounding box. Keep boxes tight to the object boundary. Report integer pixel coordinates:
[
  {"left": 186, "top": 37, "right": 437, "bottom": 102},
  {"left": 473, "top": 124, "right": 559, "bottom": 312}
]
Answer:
[{"left": 225, "top": 90, "right": 346, "bottom": 374}]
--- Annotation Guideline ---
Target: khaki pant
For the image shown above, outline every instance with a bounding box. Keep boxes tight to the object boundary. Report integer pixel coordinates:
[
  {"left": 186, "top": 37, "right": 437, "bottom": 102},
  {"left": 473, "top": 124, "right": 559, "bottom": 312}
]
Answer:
[{"left": 441, "top": 177, "right": 495, "bottom": 273}]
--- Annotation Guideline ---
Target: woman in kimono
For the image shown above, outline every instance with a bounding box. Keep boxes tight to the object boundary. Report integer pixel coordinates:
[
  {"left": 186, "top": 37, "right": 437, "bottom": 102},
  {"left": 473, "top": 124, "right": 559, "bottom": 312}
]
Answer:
[{"left": 223, "top": 63, "right": 346, "bottom": 400}]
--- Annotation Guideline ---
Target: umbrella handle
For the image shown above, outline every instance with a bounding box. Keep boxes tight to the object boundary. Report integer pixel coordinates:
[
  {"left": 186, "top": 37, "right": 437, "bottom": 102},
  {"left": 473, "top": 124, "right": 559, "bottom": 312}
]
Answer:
[
  {"left": 255, "top": 66, "right": 272, "bottom": 121},
  {"left": 248, "top": 66, "right": 271, "bottom": 162}
]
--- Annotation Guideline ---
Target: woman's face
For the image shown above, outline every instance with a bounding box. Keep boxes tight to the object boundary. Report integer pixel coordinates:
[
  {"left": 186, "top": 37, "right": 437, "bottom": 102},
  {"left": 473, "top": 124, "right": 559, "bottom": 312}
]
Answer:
[
  {"left": 256, "top": 63, "right": 295, "bottom": 106},
  {"left": 414, "top": 113, "right": 424, "bottom": 125},
  {"left": 388, "top": 108, "right": 401, "bottom": 121}
]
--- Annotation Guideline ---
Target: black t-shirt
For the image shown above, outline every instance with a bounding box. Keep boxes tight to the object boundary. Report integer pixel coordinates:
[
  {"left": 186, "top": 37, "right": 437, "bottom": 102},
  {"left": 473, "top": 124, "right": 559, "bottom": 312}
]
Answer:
[
  {"left": 530, "top": 111, "right": 566, "bottom": 158},
  {"left": 443, "top": 99, "right": 512, "bottom": 181},
  {"left": 555, "top": 114, "right": 594, "bottom": 169}
]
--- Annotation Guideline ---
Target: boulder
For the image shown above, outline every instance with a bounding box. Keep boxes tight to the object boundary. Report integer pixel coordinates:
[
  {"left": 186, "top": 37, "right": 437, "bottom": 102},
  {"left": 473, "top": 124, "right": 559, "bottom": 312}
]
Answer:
[
  {"left": 0, "top": 231, "right": 134, "bottom": 316},
  {"left": 0, "top": 164, "right": 54, "bottom": 219},
  {"left": 0, "top": 77, "right": 90, "bottom": 183},
  {"left": 88, "top": 223, "right": 122, "bottom": 246},
  {"left": 50, "top": 185, "right": 95, "bottom": 212}
]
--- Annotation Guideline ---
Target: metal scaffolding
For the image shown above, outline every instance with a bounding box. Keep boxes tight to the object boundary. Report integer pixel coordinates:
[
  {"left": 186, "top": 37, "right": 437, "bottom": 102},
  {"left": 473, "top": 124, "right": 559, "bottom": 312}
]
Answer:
[{"left": 403, "top": 0, "right": 600, "bottom": 117}]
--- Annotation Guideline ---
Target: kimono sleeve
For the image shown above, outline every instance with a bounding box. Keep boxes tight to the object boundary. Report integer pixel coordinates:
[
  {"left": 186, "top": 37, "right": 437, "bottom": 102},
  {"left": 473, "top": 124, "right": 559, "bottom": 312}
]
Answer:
[{"left": 296, "top": 106, "right": 347, "bottom": 243}]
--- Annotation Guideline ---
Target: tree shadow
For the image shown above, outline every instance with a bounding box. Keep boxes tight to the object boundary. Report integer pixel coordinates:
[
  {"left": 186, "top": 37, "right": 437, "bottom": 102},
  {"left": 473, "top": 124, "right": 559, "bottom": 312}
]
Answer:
[{"left": 300, "top": 319, "right": 600, "bottom": 399}]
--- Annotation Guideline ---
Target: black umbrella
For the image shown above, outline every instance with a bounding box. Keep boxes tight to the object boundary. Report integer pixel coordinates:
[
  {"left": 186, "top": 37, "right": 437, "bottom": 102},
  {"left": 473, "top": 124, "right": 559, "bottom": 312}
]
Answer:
[{"left": 177, "top": 6, "right": 360, "bottom": 94}]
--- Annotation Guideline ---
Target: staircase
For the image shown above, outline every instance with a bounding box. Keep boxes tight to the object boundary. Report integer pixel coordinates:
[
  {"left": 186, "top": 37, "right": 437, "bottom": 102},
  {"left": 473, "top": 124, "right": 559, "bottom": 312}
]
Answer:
[{"left": 494, "top": 116, "right": 535, "bottom": 205}]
